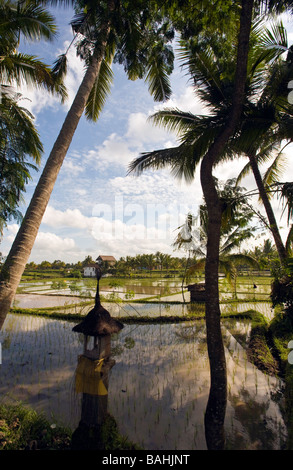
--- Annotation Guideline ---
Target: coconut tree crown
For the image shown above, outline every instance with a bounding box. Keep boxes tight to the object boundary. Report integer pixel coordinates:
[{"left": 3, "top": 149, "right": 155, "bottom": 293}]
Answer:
[{"left": 51, "top": 0, "right": 175, "bottom": 123}]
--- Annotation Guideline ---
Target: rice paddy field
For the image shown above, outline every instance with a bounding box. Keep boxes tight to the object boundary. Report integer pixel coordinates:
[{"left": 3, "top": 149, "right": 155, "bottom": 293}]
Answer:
[{"left": 0, "top": 273, "right": 289, "bottom": 450}]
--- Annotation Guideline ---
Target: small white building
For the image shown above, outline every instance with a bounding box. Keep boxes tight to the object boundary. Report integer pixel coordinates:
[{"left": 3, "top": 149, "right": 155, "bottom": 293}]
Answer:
[{"left": 83, "top": 263, "right": 97, "bottom": 277}]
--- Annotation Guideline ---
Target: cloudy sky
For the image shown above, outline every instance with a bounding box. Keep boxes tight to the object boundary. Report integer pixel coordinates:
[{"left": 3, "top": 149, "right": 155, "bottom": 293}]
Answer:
[{"left": 1, "top": 6, "right": 293, "bottom": 264}]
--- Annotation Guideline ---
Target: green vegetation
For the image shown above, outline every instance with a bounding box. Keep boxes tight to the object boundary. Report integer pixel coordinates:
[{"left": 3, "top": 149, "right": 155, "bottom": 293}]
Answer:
[
  {"left": 0, "top": 403, "right": 139, "bottom": 451},
  {"left": 0, "top": 402, "right": 71, "bottom": 450},
  {"left": 0, "top": 1, "right": 65, "bottom": 233}
]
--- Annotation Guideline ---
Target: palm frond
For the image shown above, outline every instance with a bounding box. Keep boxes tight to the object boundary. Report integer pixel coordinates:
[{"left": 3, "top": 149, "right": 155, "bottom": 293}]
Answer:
[
  {"left": 85, "top": 58, "right": 113, "bottom": 121},
  {"left": 177, "top": 42, "right": 229, "bottom": 109},
  {"left": 52, "top": 53, "right": 68, "bottom": 82},
  {"left": 0, "top": 1, "right": 57, "bottom": 43},
  {"left": 0, "top": 52, "right": 66, "bottom": 101},
  {"left": 222, "top": 253, "right": 259, "bottom": 270},
  {"left": 185, "top": 259, "right": 206, "bottom": 281},
  {"left": 263, "top": 150, "right": 287, "bottom": 188},
  {"left": 236, "top": 135, "right": 284, "bottom": 186},
  {"left": 257, "top": 20, "right": 288, "bottom": 62},
  {"left": 128, "top": 144, "right": 189, "bottom": 177},
  {"left": 285, "top": 223, "right": 293, "bottom": 255},
  {"left": 236, "top": 159, "right": 252, "bottom": 184},
  {"left": 0, "top": 91, "right": 43, "bottom": 163},
  {"left": 144, "top": 57, "right": 172, "bottom": 102},
  {"left": 150, "top": 108, "right": 199, "bottom": 135},
  {"left": 220, "top": 227, "right": 255, "bottom": 256},
  {"left": 276, "top": 182, "right": 293, "bottom": 224}
]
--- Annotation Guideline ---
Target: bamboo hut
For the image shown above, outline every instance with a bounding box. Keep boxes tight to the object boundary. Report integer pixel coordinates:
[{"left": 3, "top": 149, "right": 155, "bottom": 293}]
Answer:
[{"left": 187, "top": 283, "right": 206, "bottom": 302}]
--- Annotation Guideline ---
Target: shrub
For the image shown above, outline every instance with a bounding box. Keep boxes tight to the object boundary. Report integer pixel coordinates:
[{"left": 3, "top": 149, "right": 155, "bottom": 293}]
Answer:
[{"left": 0, "top": 403, "right": 71, "bottom": 450}]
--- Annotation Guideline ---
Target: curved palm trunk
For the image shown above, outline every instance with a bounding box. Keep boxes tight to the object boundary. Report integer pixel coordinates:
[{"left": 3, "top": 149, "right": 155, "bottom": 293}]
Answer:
[
  {"left": 200, "top": 0, "right": 254, "bottom": 449},
  {"left": 248, "top": 152, "right": 287, "bottom": 263},
  {"left": 0, "top": 23, "right": 112, "bottom": 330}
]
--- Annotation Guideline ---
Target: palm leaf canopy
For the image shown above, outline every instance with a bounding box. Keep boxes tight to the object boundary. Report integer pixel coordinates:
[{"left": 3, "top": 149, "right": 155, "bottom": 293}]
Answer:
[
  {"left": 0, "top": 1, "right": 67, "bottom": 100},
  {"left": 68, "top": 0, "right": 175, "bottom": 121},
  {"left": 0, "top": 0, "right": 57, "bottom": 45},
  {"left": 129, "top": 18, "right": 293, "bottom": 182},
  {"left": 0, "top": 89, "right": 42, "bottom": 231}
]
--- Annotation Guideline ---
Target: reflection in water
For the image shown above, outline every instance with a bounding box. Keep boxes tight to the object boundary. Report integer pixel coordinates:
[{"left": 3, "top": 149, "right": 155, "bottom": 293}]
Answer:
[
  {"left": 0, "top": 313, "right": 287, "bottom": 450},
  {"left": 204, "top": 311, "right": 227, "bottom": 450},
  {"left": 71, "top": 335, "right": 116, "bottom": 450}
]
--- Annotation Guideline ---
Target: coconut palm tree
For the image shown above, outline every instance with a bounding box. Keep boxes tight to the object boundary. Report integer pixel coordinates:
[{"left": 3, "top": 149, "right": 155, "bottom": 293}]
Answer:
[
  {"left": 0, "top": 0, "right": 176, "bottom": 329},
  {"left": 190, "top": 181, "right": 259, "bottom": 282},
  {"left": 0, "top": 0, "right": 66, "bottom": 99},
  {"left": 0, "top": 1, "right": 67, "bottom": 230},
  {"left": 130, "top": 1, "right": 292, "bottom": 449},
  {"left": 174, "top": 180, "right": 259, "bottom": 297},
  {"left": 231, "top": 21, "right": 293, "bottom": 263},
  {"left": 0, "top": 91, "right": 43, "bottom": 233},
  {"left": 129, "top": 19, "right": 293, "bottom": 267}
]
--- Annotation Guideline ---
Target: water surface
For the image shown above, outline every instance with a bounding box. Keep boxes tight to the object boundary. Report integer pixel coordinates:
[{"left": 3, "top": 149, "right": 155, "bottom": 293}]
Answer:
[{"left": 0, "top": 312, "right": 286, "bottom": 450}]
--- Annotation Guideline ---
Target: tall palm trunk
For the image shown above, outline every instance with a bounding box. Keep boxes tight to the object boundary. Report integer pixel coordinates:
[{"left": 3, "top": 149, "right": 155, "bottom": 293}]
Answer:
[
  {"left": 200, "top": 162, "right": 226, "bottom": 449},
  {"left": 200, "top": 0, "right": 254, "bottom": 449},
  {"left": 248, "top": 151, "right": 287, "bottom": 263},
  {"left": 0, "top": 22, "right": 112, "bottom": 331}
]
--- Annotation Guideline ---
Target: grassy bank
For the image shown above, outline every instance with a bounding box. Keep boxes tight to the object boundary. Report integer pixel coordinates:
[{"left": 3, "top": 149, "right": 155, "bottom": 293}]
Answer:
[
  {"left": 0, "top": 402, "right": 140, "bottom": 451},
  {"left": 0, "top": 402, "right": 71, "bottom": 450}
]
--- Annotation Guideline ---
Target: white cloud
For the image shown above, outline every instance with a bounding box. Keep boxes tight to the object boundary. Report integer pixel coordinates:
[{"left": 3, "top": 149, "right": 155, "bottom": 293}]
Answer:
[
  {"left": 34, "top": 231, "right": 76, "bottom": 252},
  {"left": 154, "top": 85, "right": 206, "bottom": 116},
  {"left": 43, "top": 206, "right": 92, "bottom": 229},
  {"left": 62, "top": 158, "right": 85, "bottom": 177},
  {"left": 1, "top": 222, "right": 77, "bottom": 262},
  {"left": 91, "top": 133, "right": 136, "bottom": 168},
  {"left": 39, "top": 196, "right": 200, "bottom": 260},
  {"left": 108, "top": 172, "right": 201, "bottom": 207},
  {"left": 126, "top": 112, "right": 173, "bottom": 148}
]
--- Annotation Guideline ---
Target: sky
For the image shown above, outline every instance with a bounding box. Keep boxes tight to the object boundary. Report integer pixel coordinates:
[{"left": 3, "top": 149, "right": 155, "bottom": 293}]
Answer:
[{"left": 1, "top": 6, "right": 293, "bottom": 264}]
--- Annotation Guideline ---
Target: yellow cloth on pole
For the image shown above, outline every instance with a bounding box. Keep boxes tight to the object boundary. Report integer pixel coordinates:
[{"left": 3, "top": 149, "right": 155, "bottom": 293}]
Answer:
[{"left": 75, "top": 355, "right": 108, "bottom": 396}]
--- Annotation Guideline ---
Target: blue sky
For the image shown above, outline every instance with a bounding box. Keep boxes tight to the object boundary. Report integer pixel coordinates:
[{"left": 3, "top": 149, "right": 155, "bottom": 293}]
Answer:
[{"left": 1, "top": 6, "right": 293, "bottom": 264}]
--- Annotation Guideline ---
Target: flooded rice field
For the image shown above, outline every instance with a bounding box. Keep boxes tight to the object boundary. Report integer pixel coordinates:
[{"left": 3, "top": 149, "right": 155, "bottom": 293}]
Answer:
[
  {"left": 0, "top": 306, "right": 287, "bottom": 450},
  {"left": 16, "top": 275, "right": 272, "bottom": 304}
]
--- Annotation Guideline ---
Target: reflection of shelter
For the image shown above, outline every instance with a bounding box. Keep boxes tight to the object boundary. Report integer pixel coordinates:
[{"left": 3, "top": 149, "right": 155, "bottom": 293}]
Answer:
[
  {"left": 71, "top": 267, "right": 123, "bottom": 449},
  {"left": 187, "top": 283, "right": 206, "bottom": 302}
]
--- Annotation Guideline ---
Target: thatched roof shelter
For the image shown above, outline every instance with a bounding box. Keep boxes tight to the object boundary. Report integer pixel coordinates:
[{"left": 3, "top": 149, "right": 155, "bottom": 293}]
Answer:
[
  {"left": 187, "top": 283, "right": 206, "bottom": 302},
  {"left": 72, "top": 265, "right": 123, "bottom": 337}
]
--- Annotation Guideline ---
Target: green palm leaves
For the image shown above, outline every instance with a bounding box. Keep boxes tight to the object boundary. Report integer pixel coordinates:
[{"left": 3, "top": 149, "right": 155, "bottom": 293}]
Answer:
[
  {"left": 0, "top": 90, "right": 42, "bottom": 233},
  {"left": 129, "top": 19, "right": 293, "bottom": 175},
  {"left": 129, "top": 18, "right": 293, "bottom": 264},
  {"left": 0, "top": 0, "right": 66, "bottom": 98},
  {"left": 174, "top": 180, "right": 258, "bottom": 283},
  {"left": 0, "top": 1, "right": 66, "bottom": 230}
]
